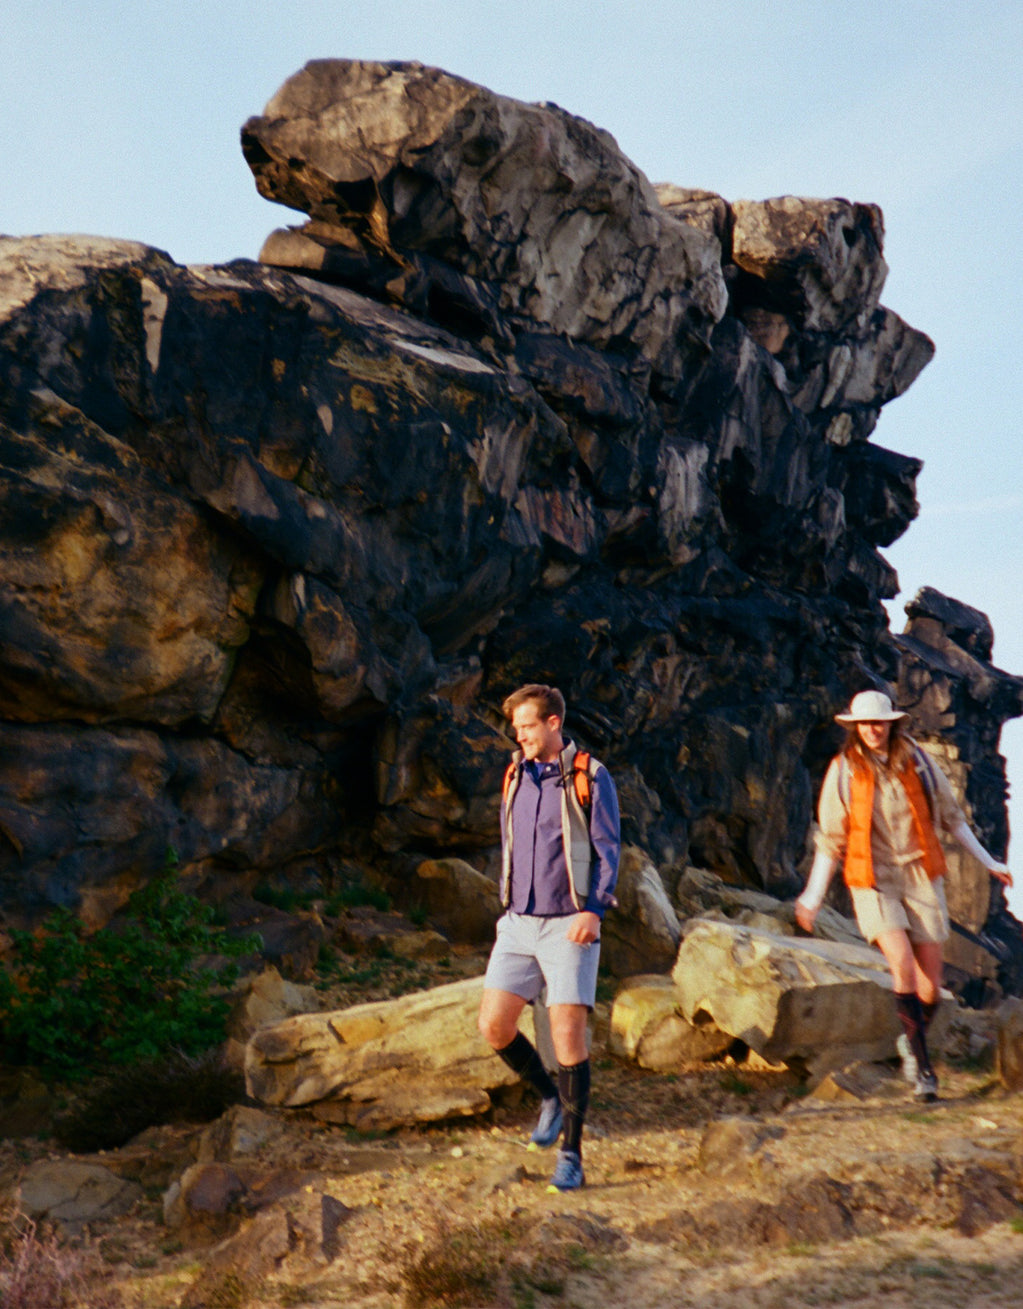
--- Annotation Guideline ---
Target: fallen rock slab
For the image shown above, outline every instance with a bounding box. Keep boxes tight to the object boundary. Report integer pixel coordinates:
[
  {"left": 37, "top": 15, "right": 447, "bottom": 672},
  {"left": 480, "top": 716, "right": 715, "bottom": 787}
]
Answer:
[
  {"left": 228, "top": 966, "right": 321, "bottom": 1046},
  {"left": 809, "top": 1061, "right": 905, "bottom": 1103},
  {"left": 177, "top": 1188, "right": 356, "bottom": 1306},
  {"left": 408, "top": 856, "right": 502, "bottom": 944},
  {"left": 672, "top": 918, "right": 904, "bottom": 1073},
  {"left": 245, "top": 974, "right": 532, "bottom": 1127}
]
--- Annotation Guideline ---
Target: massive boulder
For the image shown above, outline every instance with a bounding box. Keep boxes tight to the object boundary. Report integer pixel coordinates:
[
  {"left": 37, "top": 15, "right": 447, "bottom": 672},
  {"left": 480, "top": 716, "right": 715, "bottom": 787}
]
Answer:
[
  {"left": 241, "top": 60, "right": 728, "bottom": 386},
  {"left": 0, "top": 61, "right": 1020, "bottom": 993}
]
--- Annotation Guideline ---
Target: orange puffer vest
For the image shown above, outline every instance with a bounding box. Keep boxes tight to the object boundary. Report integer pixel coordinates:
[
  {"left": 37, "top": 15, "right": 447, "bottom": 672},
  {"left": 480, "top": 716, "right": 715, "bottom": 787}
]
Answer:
[{"left": 842, "top": 747, "right": 947, "bottom": 889}]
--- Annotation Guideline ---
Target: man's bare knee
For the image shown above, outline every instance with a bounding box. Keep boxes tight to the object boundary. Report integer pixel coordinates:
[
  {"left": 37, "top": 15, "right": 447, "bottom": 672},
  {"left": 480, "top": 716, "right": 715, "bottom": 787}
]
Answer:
[
  {"left": 478, "top": 1010, "right": 506, "bottom": 1048},
  {"left": 479, "top": 992, "right": 522, "bottom": 1050}
]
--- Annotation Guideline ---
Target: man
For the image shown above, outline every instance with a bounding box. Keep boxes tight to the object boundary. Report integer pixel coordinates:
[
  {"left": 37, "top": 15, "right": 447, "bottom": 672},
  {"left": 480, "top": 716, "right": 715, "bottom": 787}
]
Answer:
[{"left": 478, "top": 683, "right": 620, "bottom": 1193}]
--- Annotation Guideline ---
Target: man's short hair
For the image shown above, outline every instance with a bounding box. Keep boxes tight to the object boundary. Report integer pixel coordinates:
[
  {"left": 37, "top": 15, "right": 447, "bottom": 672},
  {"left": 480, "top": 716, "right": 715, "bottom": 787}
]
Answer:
[{"left": 502, "top": 683, "right": 566, "bottom": 724}]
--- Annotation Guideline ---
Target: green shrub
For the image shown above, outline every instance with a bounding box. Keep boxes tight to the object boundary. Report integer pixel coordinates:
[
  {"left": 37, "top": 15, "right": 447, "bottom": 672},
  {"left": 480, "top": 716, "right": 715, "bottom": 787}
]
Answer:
[
  {"left": 0, "top": 851, "right": 257, "bottom": 1081},
  {"left": 324, "top": 880, "right": 392, "bottom": 915},
  {"left": 251, "top": 881, "right": 315, "bottom": 913}
]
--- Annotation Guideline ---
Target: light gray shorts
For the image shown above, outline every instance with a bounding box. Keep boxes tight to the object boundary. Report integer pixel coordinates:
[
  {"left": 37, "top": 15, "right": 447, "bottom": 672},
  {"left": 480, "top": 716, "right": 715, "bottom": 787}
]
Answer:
[
  {"left": 849, "top": 860, "right": 949, "bottom": 945},
  {"left": 483, "top": 912, "right": 601, "bottom": 1008}
]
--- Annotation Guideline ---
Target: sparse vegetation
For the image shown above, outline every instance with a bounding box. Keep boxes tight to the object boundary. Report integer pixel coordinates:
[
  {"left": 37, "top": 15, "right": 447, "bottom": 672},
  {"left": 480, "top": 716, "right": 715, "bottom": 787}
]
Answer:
[
  {"left": 402, "top": 1215, "right": 522, "bottom": 1306},
  {"left": 52, "top": 1047, "right": 244, "bottom": 1152},
  {"left": 0, "top": 1211, "right": 120, "bottom": 1309},
  {"left": 251, "top": 881, "right": 317, "bottom": 913},
  {"left": 401, "top": 1210, "right": 619, "bottom": 1307},
  {"left": 180, "top": 1268, "right": 257, "bottom": 1308},
  {"left": 0, "top": 849, "right": 257, "bottom": 1081},
  {"left": 324, "top": 880, "right": 392, "bottom": 915},
  {"left": 402, "top": 1214, "right": 594, "bottom": 1308},
  {"left": 314, "top": 943, "right": 447, "bottom": 1002}
]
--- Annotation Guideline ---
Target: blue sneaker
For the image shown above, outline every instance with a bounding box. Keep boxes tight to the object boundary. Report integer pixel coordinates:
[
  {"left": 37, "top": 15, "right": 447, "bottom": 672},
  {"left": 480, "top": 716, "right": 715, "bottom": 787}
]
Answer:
[
  {"left": 527, "top": 1096, "right": 562, "bottom": 1150},
  {"left": 546, "top": 1149, "right": 585, "bottom": 1193}
]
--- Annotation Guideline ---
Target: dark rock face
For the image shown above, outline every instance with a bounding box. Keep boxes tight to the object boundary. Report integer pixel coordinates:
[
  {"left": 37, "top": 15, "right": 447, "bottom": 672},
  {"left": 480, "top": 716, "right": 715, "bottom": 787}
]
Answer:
[
  {"left": 1, "top": 62, "right": 1020, "bottom": 987},
  {"left": 894, "top": 588, "right": 1023, "bottom": 994}
]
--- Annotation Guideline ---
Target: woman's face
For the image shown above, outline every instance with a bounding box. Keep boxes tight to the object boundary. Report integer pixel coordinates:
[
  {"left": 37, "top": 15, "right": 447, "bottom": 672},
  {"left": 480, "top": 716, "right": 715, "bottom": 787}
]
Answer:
[{"left": 856, "top": 720, "right": 892, "bottom": 753}]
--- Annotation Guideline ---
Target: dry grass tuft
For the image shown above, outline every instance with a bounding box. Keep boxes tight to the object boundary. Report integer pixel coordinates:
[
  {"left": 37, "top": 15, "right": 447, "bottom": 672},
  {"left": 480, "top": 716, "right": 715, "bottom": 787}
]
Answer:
[
  {"left": 401, "top": 1210, "right": 623, "bottom": 1307},
  {"left": 0, "top": 1210, "right": 121, "bottom": 1309},
  {"left": 53, "top": 1048, "right": 244, "bottom": 1152}
]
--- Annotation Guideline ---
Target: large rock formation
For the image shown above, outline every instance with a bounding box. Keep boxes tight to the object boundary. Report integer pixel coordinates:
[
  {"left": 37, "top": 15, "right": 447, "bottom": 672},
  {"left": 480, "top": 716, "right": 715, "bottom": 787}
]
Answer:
[
  {"left": 1, "top": 60, "right": 1020, "bottom": 988},
  {"left": 894, "top": 588, "right": 1023, "bottom": 994}
]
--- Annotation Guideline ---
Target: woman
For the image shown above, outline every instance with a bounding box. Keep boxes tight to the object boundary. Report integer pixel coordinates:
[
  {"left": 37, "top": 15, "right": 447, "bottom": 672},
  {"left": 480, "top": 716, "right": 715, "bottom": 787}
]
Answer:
[{"left": 795, "top": 689, "right": 1013, "bottom": 1101}]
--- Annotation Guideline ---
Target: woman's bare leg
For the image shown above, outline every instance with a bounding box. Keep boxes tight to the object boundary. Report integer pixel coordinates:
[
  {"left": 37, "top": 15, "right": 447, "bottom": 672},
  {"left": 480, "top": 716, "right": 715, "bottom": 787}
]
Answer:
[
  {"left": 874, "top": 929, "right": 918, "bottom": 992},
  {"left": 876, "top": 929, "right": 938, "bottom": 1087},
  {"left": 911, "top": 940, "right": 943, "bottom": 1006}
]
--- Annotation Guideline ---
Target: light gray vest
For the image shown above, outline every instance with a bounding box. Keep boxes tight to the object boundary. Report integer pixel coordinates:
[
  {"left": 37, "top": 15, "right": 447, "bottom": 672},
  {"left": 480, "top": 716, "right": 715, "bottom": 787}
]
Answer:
[{"left": 500, "top": 740, "right": 599, "bottom": 911}]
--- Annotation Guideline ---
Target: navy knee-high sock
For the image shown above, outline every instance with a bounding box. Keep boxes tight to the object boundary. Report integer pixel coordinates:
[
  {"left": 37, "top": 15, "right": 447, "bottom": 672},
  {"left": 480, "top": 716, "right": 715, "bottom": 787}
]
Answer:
[
  {"left": 557, "top": 1059, "right": 591, "bottom": 1155},
  {"left": 894, "top": 991, "right": 933, "bottom": 1076},
  {"left": 495, "top": 1032, "right": 558, "bottom": 1101}
]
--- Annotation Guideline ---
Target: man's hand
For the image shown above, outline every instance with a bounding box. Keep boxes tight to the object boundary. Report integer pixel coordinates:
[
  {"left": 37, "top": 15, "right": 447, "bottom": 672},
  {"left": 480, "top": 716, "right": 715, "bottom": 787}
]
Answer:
[{"left": 566, "top": 910, "right": 601, "bottom": 944}]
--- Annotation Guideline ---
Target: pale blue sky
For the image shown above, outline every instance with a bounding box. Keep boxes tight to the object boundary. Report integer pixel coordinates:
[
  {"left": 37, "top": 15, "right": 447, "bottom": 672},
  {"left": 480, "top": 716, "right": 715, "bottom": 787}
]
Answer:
[{"left": 5, "top": 1, "right": 1023, "bottom": 913}]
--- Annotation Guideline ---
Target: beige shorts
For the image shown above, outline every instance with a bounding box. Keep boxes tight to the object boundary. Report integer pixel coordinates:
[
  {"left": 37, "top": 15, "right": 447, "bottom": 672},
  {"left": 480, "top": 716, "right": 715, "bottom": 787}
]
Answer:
[{"left": 849, "top": 861, "right": 949, "bottom": 945}]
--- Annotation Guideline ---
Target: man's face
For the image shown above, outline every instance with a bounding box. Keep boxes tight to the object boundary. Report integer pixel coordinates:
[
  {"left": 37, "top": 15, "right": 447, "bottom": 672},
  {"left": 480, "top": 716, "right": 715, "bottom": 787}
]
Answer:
[{"left": 511, "top": 702, "right": 563, "bottom": 763}]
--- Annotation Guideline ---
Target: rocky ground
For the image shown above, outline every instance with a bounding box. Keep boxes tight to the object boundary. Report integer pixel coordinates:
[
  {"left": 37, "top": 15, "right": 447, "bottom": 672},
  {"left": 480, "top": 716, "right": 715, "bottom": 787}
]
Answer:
[{"left": 3, "top": 955, "right": 1022, "bottom": 1309}]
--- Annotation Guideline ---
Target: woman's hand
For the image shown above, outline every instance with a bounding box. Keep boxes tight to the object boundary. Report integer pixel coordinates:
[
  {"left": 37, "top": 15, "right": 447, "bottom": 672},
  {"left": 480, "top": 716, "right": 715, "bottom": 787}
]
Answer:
[
  {"left": 990, "top": 865, "right": 1013, "bottom": 889},
  {"left": 795, "top": 900, "right": 821, "bottom": 932},
  {"left": 794, "top": 898, "right": 819, "bottom": 933}
]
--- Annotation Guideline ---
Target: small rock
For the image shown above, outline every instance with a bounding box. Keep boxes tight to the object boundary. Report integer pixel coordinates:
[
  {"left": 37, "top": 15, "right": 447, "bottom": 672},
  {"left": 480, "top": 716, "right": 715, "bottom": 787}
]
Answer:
[
  {"left": 697, "top": 1116, "right": 781, "bottom": 1177},
  {"left": 810, "top": 1062, "right": 901, "bottom": 1102},
  {"left": 197, "top": 1105, "right": 288, "bottom": 1162},
  {"left": 995, "top": 997, "right": 1023, "bottom": 1090},
  {"left": 20, "top": 1160, "right": 143, "bottom": 1233}
]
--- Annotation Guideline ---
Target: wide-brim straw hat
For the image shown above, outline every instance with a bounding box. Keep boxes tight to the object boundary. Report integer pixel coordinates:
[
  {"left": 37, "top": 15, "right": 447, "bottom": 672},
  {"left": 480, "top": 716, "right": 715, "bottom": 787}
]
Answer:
[{"left": 834, "top": 689, "right": 908, "bottom": 724}]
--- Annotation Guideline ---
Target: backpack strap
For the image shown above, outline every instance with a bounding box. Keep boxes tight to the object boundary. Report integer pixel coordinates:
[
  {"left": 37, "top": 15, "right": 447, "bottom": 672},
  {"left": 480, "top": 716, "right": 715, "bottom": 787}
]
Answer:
[
  {"left": 911, "top": 744, "right": 938, "bottom": 817},
  {"left": 505, "top": 751, "right": 595, "bottom": 810},
  {"left": 572, "top": 751, "right": 593, "bottom": 810},
  {"left": 837, "top": 753, "right": 850, "bottom": 808}
]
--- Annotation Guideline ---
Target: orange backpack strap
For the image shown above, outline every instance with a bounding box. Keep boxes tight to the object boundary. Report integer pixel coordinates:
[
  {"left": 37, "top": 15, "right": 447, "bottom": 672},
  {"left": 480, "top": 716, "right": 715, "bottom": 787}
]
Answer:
[
  {"left": 572, "top": 751, "right": 593, "bottom": 809},
  {"left": 502, "top": 761, "right": 517, "bottom": 803}
]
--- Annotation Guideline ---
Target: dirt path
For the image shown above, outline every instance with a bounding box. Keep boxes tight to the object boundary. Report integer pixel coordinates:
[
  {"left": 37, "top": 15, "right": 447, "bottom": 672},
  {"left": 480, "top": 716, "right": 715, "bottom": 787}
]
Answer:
[{"left": 7, "top": 1047, "right": 1018, "bottom": 1309}]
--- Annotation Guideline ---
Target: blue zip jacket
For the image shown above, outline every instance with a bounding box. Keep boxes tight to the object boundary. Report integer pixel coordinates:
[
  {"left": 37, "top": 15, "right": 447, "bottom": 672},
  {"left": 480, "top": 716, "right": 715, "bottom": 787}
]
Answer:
[{"left": 501, "top": 741, "right": 620, "bottom": 917}]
